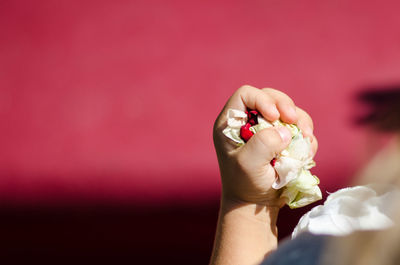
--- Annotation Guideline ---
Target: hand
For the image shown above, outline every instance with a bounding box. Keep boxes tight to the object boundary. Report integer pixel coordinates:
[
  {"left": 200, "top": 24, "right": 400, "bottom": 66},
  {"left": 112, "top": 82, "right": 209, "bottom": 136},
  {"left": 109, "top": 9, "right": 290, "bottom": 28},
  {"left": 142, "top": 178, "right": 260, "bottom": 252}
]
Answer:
[{"left": 213, "top": 85, "right": 318, "bottom": 207}]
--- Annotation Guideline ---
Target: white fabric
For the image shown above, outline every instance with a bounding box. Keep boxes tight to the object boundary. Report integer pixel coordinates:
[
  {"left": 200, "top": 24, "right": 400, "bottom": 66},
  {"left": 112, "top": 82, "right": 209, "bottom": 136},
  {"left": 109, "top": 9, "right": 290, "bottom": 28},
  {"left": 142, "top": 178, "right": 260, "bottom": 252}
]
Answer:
[{"left": 292, "top": 185, "right": 400, "bottom": 238}]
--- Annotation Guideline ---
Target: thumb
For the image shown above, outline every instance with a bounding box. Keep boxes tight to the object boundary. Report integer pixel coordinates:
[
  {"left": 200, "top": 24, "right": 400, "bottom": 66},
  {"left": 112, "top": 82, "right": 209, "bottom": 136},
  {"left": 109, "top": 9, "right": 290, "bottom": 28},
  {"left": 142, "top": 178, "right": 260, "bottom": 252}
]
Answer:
[{"left": 240, "top": 126, "right": 292, "bottom": 167}]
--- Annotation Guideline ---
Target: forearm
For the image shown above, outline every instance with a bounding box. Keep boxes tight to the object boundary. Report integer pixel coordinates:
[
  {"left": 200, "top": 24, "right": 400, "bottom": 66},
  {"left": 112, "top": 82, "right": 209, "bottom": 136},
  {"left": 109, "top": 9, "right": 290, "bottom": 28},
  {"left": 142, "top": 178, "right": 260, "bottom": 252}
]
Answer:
[{"left": 209, "top": 197, "right": 280, "bottom": 265}]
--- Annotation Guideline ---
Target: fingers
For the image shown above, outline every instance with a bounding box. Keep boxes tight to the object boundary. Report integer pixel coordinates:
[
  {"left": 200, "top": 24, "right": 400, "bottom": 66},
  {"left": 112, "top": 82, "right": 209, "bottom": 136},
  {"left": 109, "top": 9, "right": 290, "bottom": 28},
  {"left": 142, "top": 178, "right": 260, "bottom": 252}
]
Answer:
[
  {"left": 217, "top": 85, "right": 299, "bottom": 128},
  {"left": 237, "top": 85, "right": 280, "bottom": 121},
  {"left": 294, "top": 106, "right": 317, "bottom": 155},
  {"left": 243, "top": 86, "right": 315, "bottom": 142},
  {"left": 237, "top": 86, "right": 318, "bottom": 158},
  {"left": 217, "top": 85, "right": 316, "bottom": 149},
  {"left": 214, "top": 85, "right": 278, "bottom": 130},
  {"left": 296, "top": 107, "right": 314, "bottom": 139},
  {"left": 262, "top": 88, "right": 298, "bottom": 124},
  {"left": 218, "top": 85, "right": 279, "bottom": 125},
  {"left": 239, "top": 126, "right": 292, "bottom": 167}
]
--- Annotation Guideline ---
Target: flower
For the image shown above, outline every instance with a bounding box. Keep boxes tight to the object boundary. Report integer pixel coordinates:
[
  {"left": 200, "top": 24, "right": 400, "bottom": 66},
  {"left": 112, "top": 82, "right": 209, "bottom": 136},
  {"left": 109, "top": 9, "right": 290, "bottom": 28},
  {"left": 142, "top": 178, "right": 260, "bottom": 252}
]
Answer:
[
  {"left": 281, "top": 169, "right": 322, "bottom": 209},
  {"left": 222, "top": 108, "right": 322, "bottom": 208},
  {"left": 222, "top": 109, "right": 248, "bottom": 145}
]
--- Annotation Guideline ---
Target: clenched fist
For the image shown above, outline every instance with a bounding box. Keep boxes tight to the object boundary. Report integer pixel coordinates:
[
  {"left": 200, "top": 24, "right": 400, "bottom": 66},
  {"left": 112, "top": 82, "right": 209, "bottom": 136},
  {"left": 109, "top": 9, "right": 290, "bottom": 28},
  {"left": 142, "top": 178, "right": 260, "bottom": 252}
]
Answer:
[{"left": 213, "top": 85, "right": 318, "bottom": 207}]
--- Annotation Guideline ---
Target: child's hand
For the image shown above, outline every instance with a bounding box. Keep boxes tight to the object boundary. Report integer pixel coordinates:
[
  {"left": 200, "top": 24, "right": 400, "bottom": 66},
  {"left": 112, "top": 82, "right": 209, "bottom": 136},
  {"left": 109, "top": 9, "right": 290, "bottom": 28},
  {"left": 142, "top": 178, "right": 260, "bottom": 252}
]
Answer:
[{"left": 213, "top": 85, "right": 318, "bottom": 207}]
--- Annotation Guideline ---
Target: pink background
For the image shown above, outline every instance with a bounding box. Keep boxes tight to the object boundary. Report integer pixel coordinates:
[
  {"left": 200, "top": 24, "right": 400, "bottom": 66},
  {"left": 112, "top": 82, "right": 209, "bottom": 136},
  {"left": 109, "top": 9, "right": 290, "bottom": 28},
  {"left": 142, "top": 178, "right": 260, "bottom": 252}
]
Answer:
[{"left": 1, "top": 0, "right": 400, "bottom": 263}]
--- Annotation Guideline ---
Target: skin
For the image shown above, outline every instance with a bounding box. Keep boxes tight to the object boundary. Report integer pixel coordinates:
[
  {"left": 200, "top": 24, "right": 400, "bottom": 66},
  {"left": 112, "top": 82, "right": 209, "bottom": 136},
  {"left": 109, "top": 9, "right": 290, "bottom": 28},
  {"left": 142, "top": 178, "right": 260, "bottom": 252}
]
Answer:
[{"left": 210, "top": 85, "right": 318, "bottom": 265}]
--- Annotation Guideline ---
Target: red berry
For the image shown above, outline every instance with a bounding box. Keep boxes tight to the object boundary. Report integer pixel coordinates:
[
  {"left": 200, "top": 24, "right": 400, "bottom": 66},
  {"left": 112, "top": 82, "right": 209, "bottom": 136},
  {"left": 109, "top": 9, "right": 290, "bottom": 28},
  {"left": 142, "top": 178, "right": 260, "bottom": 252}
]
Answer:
[
  {"left": 240, "top": 123, "right": 254, "bottom": 142},
  {"left": 246, "top": 109, "right": 259, "bottom": 126}
]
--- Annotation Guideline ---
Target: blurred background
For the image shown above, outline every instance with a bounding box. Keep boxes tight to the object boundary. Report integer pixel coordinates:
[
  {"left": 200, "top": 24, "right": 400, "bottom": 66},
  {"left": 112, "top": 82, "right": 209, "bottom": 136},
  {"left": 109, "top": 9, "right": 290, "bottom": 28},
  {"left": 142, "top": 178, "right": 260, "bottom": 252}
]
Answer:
[{"left": 1, "top": 0, "right": 400, "bottom": 264}]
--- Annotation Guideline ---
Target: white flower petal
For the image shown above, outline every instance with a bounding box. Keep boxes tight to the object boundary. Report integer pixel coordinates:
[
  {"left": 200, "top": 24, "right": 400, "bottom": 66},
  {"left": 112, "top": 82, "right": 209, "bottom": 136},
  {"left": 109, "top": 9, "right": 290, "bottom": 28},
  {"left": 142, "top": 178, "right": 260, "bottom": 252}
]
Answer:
[
  {"left": 222, "top": 127, "right": 244, "bottom": 145},
  {"left": 256, "top": 117, "right": 273, "bottom": 130},
  {"left": 285, "top": 133, "right": 311, "bottom": 161},
  {"left": 292, "top": 169, "right": 320, "bottom": 192},
  {"left": 285, "top": 185, "right": 322, "bottom": 209},
  {"left": 272, "top": 157, "right": 303, "bottom": 189},
  {"left": 227, "top": 109, "right": 247, "bottom": 128}
]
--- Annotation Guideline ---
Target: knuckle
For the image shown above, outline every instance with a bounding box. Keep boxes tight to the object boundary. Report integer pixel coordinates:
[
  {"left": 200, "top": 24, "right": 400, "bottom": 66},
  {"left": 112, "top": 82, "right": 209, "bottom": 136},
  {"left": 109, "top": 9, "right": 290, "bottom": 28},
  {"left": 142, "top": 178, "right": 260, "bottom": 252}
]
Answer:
[
  {"left": 261, "top": 87, "right": 272, "bottom": 93},
  {"left": 297, "top": 107, "right": 314, "bottom": 128},
  {"left": 257, "top": 128, "right": 282, "bottom": 151},
  {"left": 285, "top": 96, "right": 295, "bottom": 106},
  {"left": 305, "top": 115, "right": 314, "bottom": 129},
  {"left": 277, "top": 92, "right": 295, "bottom": 105},
  {"left": 238, "top": 84, "right": 254, "bottom": 93},
  {"left": 263, "top": 88, "right": 295, "bottom": 105}
]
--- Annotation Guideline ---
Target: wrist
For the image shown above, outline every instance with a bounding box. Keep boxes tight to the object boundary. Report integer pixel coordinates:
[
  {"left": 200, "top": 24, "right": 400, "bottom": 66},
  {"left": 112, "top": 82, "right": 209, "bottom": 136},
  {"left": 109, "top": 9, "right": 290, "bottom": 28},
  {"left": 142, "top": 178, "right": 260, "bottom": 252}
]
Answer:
[
  {"left": 210, "top": 195, "right": 280, "bottom": 264},
  {"left": 221, "top": 188, "right": 283, "bottom": 211},
  {"left": 220, "top": 195, "right": 280, "bottom": 227}
]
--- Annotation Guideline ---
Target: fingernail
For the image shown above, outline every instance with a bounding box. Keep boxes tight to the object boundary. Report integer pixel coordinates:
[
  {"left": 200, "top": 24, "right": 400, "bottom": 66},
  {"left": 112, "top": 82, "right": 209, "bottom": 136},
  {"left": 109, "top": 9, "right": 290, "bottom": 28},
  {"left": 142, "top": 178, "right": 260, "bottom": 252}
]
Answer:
[
  {"left": 276, "top": 126, "right": 291, "bottom": 143},
  {"left": 305, "top": 135, "right": 313, "bottom": 143}
]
